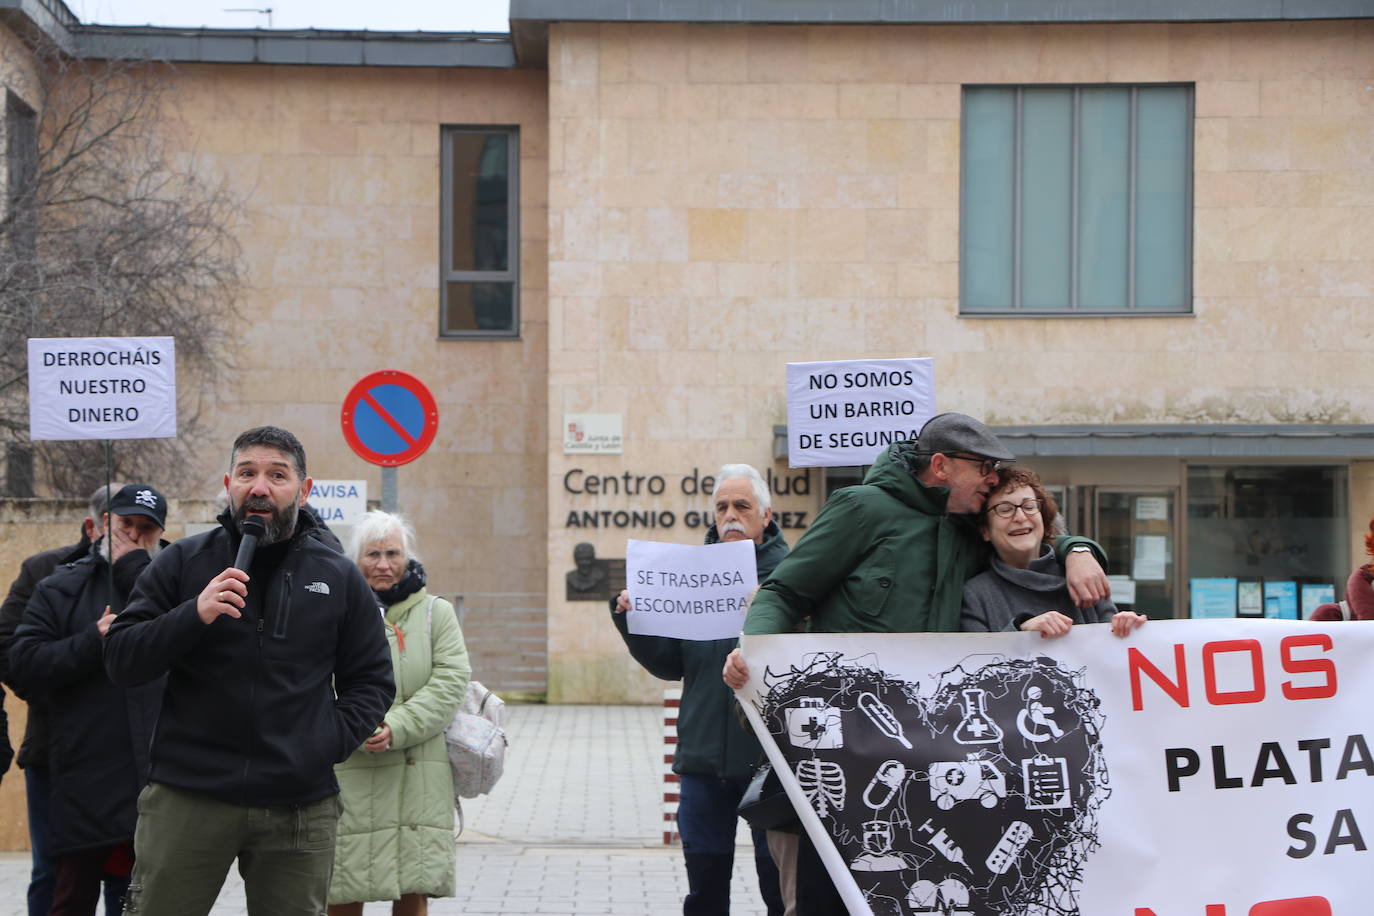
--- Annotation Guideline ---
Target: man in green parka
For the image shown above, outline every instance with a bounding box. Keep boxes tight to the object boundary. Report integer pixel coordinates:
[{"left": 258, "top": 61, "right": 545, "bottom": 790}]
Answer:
[
  {"left": 612, "top": 463, "right": 787, "bottom": 916},
  {"left": 722, "top": 413, "right": 1110, "bottom": 915}
]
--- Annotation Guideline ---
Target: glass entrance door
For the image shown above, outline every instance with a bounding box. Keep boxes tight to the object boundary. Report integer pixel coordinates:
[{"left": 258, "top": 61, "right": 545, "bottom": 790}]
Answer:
[{"left": 1093, "top": 489, "right": 1178, "bottom": 619}]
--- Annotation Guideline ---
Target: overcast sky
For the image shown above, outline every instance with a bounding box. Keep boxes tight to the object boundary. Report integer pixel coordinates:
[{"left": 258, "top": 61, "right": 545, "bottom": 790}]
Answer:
[{"left": 67, "top": 0, "right": 512, "bottom": 32}]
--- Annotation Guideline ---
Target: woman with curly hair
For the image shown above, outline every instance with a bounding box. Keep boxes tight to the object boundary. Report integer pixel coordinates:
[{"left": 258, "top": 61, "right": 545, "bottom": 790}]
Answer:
[{"left": 961, "top": 466, "right": 1147, "bottom": 639}]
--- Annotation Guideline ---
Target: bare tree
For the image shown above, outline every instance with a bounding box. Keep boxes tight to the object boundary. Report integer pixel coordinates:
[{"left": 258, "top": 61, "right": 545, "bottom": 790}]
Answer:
[{"left": 0, "top": 41, "right": 242, "bottom": 496}]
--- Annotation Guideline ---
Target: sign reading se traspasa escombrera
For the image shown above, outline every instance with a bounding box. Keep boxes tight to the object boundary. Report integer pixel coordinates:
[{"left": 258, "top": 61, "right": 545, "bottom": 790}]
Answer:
[
  {"left": 28, "top": 336, "right": 177, "bottom": 441},
  {"left": 786, "top": 358, "right": 936, "bottom": 468},
  {"left": 625, "top": 538, "right": 758, "bottom": 641}
]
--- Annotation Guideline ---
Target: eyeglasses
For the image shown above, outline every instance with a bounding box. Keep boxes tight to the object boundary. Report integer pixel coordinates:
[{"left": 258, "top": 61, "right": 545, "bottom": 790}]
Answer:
[
  {"left": 987, "top": 498, "right": 1043, "bottom": 519},
  {"left": 946, "top": 454, "right": 1004, "bottom": 477}
]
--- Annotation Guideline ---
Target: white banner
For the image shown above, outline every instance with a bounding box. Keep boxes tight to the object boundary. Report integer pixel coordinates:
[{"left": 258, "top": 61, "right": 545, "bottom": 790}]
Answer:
[
  {"left": 625, "top": 538, "right": 757, "bottom": 640},
  {"left": 28, "top": 336, "right": 177, "bottom": 441},
  {"left": 736, "top": 620, "right": 1365, "bottom": 916},
  {"left": 786, "top": 358, "right": 936, "bottom": 468}
]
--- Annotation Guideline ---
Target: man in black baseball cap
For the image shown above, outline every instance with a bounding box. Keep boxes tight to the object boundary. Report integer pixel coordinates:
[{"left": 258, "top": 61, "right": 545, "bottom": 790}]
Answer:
[
  {"left": 8, "top": 482, "right": 168, "bottom": 914},
  {"left": 105, "top": 484, "right": 168, "bottom": 531}
]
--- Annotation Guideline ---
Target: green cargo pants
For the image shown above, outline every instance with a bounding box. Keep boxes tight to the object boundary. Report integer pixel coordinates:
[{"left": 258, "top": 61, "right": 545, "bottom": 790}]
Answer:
[{"left": 122, "top": 782, "right": 342, "bottom": 916}]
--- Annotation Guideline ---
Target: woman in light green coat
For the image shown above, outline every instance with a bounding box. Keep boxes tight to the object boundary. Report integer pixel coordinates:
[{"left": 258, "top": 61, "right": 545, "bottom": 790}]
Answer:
[{"left": 328, "top": 511, "right": 471, "bottom": 916}]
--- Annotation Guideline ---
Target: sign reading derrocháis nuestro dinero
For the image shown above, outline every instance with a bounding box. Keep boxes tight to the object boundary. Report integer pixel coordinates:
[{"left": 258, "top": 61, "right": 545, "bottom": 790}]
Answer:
[
  {"left": 28, "top": 336, "right": 177, "bottom": 441},
  {"left": 735, "top": 620, "right": 1365, "bottom": 916}
]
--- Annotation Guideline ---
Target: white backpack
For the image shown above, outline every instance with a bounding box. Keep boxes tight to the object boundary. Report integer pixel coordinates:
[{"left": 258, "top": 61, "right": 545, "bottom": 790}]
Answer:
[
  {"left": 425, "top": 597, "right": 508, "bottom": 802},
  {"left": 445, "top": 679, "right": 507, "bottom": 800}
]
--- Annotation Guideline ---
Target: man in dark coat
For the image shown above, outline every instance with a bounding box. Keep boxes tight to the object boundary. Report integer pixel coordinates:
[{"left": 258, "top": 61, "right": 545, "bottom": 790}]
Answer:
[
  {"left": 612, "top": 463, "right": 788, "bottom": 916},
  {"left": 0, "top": 483, "right": 112, "bottom": 916},
  {"left": 103, "top": 426, "right": 394, "bottom": 916},
  {"left": 9, "top": 484, "right": 169, "bottom": 916}
]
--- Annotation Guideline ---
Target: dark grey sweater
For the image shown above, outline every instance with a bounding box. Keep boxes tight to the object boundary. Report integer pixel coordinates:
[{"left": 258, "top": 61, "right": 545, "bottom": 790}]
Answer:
[{"left": 961, "top": 544, "right": 1117, "bottom": 632}]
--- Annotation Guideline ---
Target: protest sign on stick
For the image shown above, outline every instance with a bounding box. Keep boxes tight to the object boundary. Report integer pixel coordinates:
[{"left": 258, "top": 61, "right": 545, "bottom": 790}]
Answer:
[
  {"left": 28, "top": 335, "right": 178, "bottom": 597},
  {"left": 625, "top": 538, "right": 757, "bottom": 641},
  {"left": 786, "top": 358, "right": 936, "bottom": 468},
  {"left": 28, "top": 336, "right": 177, "bottom": 441},
  {"left": 736, "top": 620, "right": 1366, "bottom": 916}
]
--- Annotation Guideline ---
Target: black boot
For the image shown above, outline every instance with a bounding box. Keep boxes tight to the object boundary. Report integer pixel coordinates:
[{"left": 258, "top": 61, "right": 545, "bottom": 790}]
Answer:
[
  {"left": 754, "top": 853, "right": 784, "bottom": 916},
  {"left": 683, "top": 852, "right": 733, "bottom": 915}
]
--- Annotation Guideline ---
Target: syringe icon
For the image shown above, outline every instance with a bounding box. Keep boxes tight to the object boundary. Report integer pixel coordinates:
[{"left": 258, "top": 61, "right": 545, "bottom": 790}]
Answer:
[{"left": 918, "top": 818, "right": 970, "bottom": 871}]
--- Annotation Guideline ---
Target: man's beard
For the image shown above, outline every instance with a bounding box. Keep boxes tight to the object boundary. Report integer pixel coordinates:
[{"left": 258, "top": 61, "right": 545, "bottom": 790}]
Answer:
[{"left": 233, "top": 493, "right": 300, "bottom": 544}]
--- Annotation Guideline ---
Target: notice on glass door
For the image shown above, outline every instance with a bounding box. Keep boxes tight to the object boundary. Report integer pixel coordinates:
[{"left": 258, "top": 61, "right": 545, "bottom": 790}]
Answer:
[
  {"left": 1134, "top": 496, "right": 1169, "bottom": 521},
  {"left": 1132, "top": 535, "right": 1168, "bottom": 581}
]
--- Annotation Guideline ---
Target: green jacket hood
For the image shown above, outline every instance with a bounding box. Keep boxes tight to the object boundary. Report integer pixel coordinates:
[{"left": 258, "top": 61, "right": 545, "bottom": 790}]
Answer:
[{"left": 862, "top": 440, "right": 951, "bottom": 516}]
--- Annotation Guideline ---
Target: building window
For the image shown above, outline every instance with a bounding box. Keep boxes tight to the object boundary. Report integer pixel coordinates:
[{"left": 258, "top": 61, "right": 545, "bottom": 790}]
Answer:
[
  {"left": 1187, "top": 466, "right": 1348, "bottom": 618},
  {"left": 6, "top": 90, "right": 37, "bottom": 260},
  {"left": 960, "top": 85, "right": 1192, "bottom": 315},
  {"left": 440, "top": 126, "right": 518, "bottom": 337}
]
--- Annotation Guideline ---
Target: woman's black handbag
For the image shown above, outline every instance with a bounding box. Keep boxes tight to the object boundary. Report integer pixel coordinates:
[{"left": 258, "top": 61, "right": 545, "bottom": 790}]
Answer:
[{"left": 737, "top": 762, "right": 802, "bottom": 833}]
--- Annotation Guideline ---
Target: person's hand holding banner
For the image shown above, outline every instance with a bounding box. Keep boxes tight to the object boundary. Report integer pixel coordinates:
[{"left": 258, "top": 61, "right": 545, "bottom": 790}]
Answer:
[{"left": 625, "top": 539, "right": 757, "bottom": 641}]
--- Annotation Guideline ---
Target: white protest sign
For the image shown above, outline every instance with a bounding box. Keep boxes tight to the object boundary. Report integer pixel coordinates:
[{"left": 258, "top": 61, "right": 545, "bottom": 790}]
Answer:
[
  {"left": 308, "top": 480, "right": 367, "bottom": 525},
  {"left": 786, "top": 358, "right": 935, "bottom": 468},
  {"left": 28, "top": 336, "right": 176, "bottom": 440},
  {"left": 736, "top": 620, "right": 1367, "bottom": 916},
  {"left": 626, "top": 538, "right": 757, "bottom": 640}
]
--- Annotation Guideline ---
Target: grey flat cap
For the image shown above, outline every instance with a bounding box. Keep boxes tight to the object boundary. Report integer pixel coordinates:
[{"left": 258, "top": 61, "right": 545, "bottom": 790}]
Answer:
[{"left": 917, "top": 412, "right": 1016, "bottom": 461}]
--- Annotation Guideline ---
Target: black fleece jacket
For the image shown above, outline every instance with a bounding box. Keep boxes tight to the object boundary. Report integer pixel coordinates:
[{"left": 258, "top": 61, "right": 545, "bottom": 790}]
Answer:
[
  {"left": 103, "top": 509, "right": 394, "bottom": 807},
  {"left": 0, "top": 530, "right": 89, "bottom": 769},
  {"left": 9, "top": 542, "right": 162, "bottom": 853}
]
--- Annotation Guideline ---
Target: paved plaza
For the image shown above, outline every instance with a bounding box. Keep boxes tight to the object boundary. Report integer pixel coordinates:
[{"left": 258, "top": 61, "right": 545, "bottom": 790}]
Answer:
[{"left": 0, "top": 705, "right": 771, "bottom": 915}]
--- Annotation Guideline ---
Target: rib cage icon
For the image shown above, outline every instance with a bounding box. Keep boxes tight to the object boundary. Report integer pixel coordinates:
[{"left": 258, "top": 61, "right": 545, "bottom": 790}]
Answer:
[{"left": 795, "top": 759, "right": 846, "bottom": 816}]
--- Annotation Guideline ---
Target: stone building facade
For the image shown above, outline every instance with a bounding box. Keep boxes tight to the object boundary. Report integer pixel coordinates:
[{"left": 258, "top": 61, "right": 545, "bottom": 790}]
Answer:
[{"left": 0, "top": 1, "right": 1367, "bottom": 792}]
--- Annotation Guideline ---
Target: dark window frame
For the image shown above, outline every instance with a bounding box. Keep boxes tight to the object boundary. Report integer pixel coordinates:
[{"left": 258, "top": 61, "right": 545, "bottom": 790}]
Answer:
[
  {"left": 958, "top": 82, "right": 1195, "bottom": 317},
  {"left": 439, "top": 124, "right": 520, "bottom": 339},
  {"left": 6, "top": 90, "right": 38, "bottom": 261}
]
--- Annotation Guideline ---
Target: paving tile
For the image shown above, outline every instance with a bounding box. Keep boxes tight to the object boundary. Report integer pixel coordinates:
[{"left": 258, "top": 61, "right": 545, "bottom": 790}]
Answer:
[{"left": 0, "top": 705, "right": 771, "bottom": 916}]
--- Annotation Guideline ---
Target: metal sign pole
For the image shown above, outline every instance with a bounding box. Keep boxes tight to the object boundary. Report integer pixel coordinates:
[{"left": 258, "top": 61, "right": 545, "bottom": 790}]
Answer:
[
  {"left": 382, "top": 465, "right": 398, "bottom": 513},
  {"left": 104, "top": 438, "right": 115, "bottom": 603}
]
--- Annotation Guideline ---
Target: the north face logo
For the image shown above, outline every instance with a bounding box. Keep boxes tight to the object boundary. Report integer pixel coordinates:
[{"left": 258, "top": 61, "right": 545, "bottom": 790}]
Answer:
[
  {"left": 304, "top": 581, "right": 330, "bottom": 595},
  {"left": 135, "top": 489, "right": 158, "bottom": 509}
]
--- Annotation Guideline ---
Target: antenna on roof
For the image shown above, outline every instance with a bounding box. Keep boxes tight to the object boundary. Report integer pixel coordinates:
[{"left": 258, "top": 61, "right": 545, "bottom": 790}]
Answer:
[{"left": 224, "top": 7, "right": 273, "bottom": 28}]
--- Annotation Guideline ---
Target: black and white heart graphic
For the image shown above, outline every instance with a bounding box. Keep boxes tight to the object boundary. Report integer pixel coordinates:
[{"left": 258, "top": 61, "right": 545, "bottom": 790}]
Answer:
[{"left": 759, "top": 653, "right": 1109, "bottom": 916}]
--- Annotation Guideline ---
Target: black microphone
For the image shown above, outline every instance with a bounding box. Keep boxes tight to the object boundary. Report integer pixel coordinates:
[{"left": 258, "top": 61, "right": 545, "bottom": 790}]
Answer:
[{"left": 235, "top": 516, "right": 267, "bottom": 572}]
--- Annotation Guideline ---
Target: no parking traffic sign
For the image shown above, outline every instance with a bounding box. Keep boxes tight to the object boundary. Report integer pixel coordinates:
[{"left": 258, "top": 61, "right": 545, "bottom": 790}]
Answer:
[{"left": 340, "top": 370, "right": 438, "bottom": 467}]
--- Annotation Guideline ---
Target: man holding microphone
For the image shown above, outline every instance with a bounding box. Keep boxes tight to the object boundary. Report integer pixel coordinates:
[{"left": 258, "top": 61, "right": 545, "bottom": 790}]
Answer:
[{"left": 104, "top": 426, "right": 394, "bottom": 916}]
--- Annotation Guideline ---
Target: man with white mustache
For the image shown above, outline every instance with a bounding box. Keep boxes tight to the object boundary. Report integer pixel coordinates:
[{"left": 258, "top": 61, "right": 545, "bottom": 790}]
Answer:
[{"left": 611, "top": 464, "right": 789, "bottom": 916}]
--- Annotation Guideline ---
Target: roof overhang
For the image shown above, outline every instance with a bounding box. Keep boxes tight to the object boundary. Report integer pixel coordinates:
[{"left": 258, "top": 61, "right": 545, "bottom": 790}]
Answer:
[
  {"left": 75, "top": 26, "right": 515, "bottom": 67},
  {"left": 772, "top": 424, "right": 1374, "bottom": 462},
  {"left": 509, "top": 0, "right": 1374, "bottom": 67},
  {"left": 0, "top": 0, "right": 517, "bottom": 67},
  {"left": 0, "top": 0, "right": 79, "bottom": 52},
  {"left": 992, "top": 424, "right": 1374, "bottom": 459}
]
